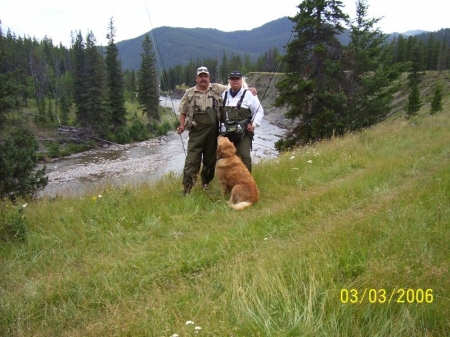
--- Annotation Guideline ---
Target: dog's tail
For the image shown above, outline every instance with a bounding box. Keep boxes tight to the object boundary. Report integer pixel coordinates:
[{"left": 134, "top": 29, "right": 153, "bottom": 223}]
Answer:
[{"left": 229, "top": 201, "right": 253, "bottom": 210}]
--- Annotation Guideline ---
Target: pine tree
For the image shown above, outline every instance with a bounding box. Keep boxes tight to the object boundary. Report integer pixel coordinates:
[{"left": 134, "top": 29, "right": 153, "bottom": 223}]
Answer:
[
  {"left": 0, "top": 22, "right": 21, "bottom": 124},
  {"left": 405, "top": 79, "right": 422, "bottom": 117},
  {"left": 84, "top": 31, "right": 107, "bottom": 130},
  {"left": 244, "top": 54, "right": 252, "bottom": 74},
  {"left": 58, "top": 72, "right": 71, "bottom": 125},
  {"left": 344, "top": 0, "right": 402, "bottom": 131},
  {"left": 137, "top": 34, "right": 159, "bottom": 123},
  {"left": 123, "top": 69, "right": 137, "bottom": 102},
  {"left": 275, "top": 0, "right": 349, "bottom": 147},
  {"left": 59, "top": 91, "right": 70, "bottom": 125},
  {"left": 430, "top": 82, "right": 443, "bottom": 114},
  {"left": 37, "top": 97, "right": 46, "bottom": 121},
  {"left": 47, "top": 96, "right": 54, "bottom": 122},
  {"left": 220, "top": 53, "right": 229, "bottom": 83},
  {"left": 0, "top": 72, "right": 20, "bottom": 125},
  {"left": 407, "top": 43, "right": 425, "bottom": 86},
  {"left": 105, "top": 18, "right": 127, "bottom": 130},
  {"left": 71, "top": 31, "right": 89, "bottom": 124}
]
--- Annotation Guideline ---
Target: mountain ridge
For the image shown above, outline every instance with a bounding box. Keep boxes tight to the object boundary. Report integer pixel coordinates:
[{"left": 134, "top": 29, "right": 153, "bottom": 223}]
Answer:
[
  {"left": 116, "top": 17, "right": 443, "bottom": 71},
  {"left": 117, "top": 17, "right": 295, "bottom": 70}
]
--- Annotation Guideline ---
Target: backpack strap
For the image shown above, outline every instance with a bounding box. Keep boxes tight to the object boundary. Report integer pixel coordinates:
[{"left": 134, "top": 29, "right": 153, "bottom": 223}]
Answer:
[
  {"left": 237, "top": 89, "right": 247, "bottom": 109},
  {"left": 222, "top": 91, "right": 228, "bottom": 107}
]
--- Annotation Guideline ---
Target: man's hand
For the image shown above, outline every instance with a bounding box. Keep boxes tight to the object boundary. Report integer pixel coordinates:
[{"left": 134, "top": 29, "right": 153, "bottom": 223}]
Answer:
[
  {"left": 177, "top": 126, "right": 185, "bottom": 134},
  {"left": 178, "top": 114, "right": 186, "bottom": 134},
  {"left": 248, "top": 87, "right": 257, "bottom": 96}
]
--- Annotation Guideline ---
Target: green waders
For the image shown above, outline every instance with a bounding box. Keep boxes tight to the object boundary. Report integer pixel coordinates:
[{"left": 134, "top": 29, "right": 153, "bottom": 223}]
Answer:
[
  {"left": 231, "top": 134, "right": 252, "bottom": 172},
  {"left": 183, "top": 109, "right": 218, "bottom": 190}
]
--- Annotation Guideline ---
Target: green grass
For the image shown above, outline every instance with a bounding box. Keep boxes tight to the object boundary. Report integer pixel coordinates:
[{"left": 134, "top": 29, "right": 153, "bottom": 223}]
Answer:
[{"left": 1, "top": 90, "right": 450, "bottom": 335}]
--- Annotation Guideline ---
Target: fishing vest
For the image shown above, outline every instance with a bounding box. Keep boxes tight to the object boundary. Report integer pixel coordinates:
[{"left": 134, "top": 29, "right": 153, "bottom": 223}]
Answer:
[
  {"left": 219, "top": 89, "right": 252, "bottom": 141},
  {"left": 183, "top": 83, "right": 223, "bottom": 130}
]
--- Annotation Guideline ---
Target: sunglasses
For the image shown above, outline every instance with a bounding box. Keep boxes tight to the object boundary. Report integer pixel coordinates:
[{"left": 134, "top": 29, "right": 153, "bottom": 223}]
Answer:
[{"left": 228, "top": 72, "right": 242, "bottom": 78}]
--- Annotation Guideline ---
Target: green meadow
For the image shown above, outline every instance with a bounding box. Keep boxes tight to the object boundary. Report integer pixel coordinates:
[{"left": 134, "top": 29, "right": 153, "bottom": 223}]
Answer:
[{"left": 1, "top": 78, "right": 450, "bottom": 336}]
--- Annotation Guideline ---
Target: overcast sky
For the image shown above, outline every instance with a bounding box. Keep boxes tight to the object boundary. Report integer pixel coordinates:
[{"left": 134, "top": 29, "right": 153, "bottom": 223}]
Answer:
[{"left": 1, "top": 0, "right": 448, "bottom": 47}]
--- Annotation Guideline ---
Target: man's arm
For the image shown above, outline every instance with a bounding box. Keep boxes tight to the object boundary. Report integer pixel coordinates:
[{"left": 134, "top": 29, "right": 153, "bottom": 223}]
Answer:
[
  {"left": 177, "top": 92, "right": 189, "bottom": 134},
  {"left": 177, "top": 113, "right": 186, "bottom": 134}
]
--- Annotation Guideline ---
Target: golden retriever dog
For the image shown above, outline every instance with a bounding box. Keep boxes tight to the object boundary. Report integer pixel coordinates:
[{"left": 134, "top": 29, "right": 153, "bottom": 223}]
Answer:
[{"left": 215, "top": 135, "right": 259, "bottom": 210}]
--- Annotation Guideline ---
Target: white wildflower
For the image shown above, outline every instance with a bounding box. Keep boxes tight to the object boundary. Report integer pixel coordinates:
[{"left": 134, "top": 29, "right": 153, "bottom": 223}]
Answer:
[
  {"left": 171, "top": 334, "right": 179, "bottom": 337},
  {"left": 307, "top": 160, "right": 313, "bottom": 164},
  {"left": 290, "top": 156, "right": 295, "bottom": 160},
  {"left": 185, "top": 320, "right": 195, "bottom": 325},
  {"left": 22, "top": 203, "right": 28, "bottom": 208}
]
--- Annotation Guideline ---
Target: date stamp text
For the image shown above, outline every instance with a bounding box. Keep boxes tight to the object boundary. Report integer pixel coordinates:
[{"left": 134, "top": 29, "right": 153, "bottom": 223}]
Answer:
[{"left": 340, "top": 288, "right": 433, "bottom": 304}]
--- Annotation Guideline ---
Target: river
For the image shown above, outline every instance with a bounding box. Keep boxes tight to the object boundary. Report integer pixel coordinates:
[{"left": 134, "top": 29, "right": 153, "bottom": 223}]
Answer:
[{"left": 39, "top": 97, "right": 286, "bottom": 198}]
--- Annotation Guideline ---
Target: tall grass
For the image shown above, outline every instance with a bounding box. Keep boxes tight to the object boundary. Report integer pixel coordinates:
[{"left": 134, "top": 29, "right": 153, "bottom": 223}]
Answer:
[{"left": 1, "top": 106, "right": 449, "bottom": 335}]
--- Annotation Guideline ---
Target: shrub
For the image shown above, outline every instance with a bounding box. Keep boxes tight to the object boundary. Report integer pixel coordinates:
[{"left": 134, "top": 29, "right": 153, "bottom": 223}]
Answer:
[
  {"left": 147, "top": 121, "right": 175, "bottom": 137},
  {"left": 47, "top": 141, "right": 61, "bottom": 158},
  {"left": 0, "top": 127, "right": 48, "bottom": 200},
  {"left": 0, "top": 200, "right": 27, "bottom": 242},
  {"left": 128, "top": 119, "right": 149, "bottom": 141}
]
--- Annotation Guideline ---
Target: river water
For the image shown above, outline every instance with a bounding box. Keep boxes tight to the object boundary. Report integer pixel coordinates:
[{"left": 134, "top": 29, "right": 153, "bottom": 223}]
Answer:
[{"left": 39, "top": 97, "right": 286, "bottom": 197}]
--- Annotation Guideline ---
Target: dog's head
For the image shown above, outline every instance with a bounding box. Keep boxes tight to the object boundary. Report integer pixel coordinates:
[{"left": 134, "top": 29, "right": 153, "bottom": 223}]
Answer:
[{"left": 217, "top": 135, "right": 237, "bottom": 158}]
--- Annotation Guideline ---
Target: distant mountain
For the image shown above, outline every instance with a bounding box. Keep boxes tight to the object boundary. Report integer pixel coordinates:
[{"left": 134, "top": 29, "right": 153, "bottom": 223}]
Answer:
[
  {"left": 385, "top": 28, "right": 450, "bottom": 45},
  {"left": 117, "top": 17, "right": 296, "bottom": 71},
  {"left": 116, "top": 17, "right": 448, "bottom": 71},
  {"left": 401, "top": 30, "right": 428, "bottom": 36},
  {"left": 386, "top": 30, "right": 429, "bottom": 42}
]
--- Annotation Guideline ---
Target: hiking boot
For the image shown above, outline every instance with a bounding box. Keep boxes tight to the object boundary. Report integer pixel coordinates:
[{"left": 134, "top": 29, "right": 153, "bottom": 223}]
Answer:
[
  {"left": 202, "top": 182, "right": 209, "bottom": 190},
  {"left": 183, "top": 184, "right": 192, "bottom": 196}
]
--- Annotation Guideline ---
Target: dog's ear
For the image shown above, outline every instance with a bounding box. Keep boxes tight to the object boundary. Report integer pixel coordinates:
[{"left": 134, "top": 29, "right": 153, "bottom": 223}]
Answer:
[{"left": 217, "top": 137, "right": 228, "bottom": 158}]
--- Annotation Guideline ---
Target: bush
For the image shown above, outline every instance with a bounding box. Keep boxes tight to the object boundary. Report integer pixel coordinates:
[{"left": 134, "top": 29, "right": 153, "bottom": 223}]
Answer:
[
  {"left": 0, "top": 127, "right": 48, "bottom": 200},
  {"left": 47, "top": 141, "right": 61, "bottom": 158},
  {"left": 0, "top": 200, "right": 27, "bottom": 242},
  {"left": 148, "top": 121, "right": 176, "bottom": 137},
  {"left": 128, "top": 119, "right": 149, "bottom": 141}
]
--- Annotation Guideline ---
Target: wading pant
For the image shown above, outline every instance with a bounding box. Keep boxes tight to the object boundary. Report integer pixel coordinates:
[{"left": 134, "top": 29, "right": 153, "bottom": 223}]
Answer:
[
  {"left": 183, "top": 110, "right": 218, "bottom": 187},
  {"left": 231, "top": 133, "right": 252, "bottom": 172}
]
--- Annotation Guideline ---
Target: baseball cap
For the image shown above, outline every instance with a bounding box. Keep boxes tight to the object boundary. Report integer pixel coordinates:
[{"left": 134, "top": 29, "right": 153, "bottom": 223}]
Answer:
[
  {"left": 228, "top": 71, "right": 242, "bottom": 79},
  {"left": 196, "top": 66, "right": 209, "bottom": 75}
]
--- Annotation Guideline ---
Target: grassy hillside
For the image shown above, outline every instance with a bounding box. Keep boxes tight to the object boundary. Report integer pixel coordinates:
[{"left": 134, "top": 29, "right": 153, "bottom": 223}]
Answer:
[{"left": 1, "top": 73, "right": 449, "bottom": 336}]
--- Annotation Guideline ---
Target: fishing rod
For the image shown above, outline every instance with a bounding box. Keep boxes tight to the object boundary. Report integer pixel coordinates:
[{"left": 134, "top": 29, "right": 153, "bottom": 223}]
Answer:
[
  {"left": 251, "top": 23, "right": 297, "bottom": 125},
  {"left": 144, "top": 3, "right": 186, "bottom": 156}
]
